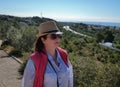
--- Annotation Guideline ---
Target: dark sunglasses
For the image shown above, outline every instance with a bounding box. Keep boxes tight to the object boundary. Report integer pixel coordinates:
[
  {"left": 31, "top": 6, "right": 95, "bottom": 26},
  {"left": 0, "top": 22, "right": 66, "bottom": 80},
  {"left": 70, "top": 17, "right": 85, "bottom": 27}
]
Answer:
[{"left": 49, "top": 34, "right": 63, "bottom": 40}]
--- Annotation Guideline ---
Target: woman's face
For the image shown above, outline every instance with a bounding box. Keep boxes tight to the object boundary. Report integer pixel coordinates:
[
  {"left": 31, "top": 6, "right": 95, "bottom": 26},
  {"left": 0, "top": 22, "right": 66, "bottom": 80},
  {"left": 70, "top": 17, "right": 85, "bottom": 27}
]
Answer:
[{"left": 42, "top": 34, "right": 62, "bottom": 49}]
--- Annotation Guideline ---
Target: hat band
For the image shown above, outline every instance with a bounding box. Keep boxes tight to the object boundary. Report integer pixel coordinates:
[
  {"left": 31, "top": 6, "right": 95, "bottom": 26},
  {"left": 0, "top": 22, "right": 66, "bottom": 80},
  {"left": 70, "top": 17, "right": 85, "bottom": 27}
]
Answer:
[{"left": 43, "top": 30, "right": 59, "bottom": 34}]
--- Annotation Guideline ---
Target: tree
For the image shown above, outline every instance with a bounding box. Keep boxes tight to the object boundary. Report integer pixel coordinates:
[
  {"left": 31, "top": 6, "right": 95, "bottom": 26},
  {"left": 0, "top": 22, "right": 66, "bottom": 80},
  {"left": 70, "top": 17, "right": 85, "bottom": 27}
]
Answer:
[
  {"left": 104, "top": 30, "right": 114, "bottom": 42},
  {"left": 96, "top": 32, "right": 104, "bottom": 42}
]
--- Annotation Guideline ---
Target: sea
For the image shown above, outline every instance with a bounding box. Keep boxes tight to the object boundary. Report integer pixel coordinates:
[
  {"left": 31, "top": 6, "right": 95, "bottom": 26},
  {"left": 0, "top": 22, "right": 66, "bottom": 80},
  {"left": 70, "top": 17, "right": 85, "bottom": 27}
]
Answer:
[{"left": 81, "top": 21, "right": 120, "bottom": 27}]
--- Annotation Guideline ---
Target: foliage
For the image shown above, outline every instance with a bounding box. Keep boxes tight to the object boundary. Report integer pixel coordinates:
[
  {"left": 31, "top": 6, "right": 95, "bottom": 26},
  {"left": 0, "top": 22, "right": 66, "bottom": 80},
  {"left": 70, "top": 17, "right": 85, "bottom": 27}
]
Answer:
[
  {"left": 18, "top": 60, "right": 27, "bottom": 76},
  {"left": 96, "top": 32, "right": 104, "bottom": 42},
  {"left": 104, "top": 30, "right": 115, "bottom": 42},
  {"left": 9, "top": 49, "right": 22, "bottom": 57},
  {"left": 73, "top": 57, "right": 98, "bottom": 87},
  {"left": 6, "top": 26, "right": 38, "bottom": 52},
  {"left": 0, "top": 20, "right": 11, "bottom": 39},
  {"left": 115, "top": 44, "right": 120, "bottom": 49}
]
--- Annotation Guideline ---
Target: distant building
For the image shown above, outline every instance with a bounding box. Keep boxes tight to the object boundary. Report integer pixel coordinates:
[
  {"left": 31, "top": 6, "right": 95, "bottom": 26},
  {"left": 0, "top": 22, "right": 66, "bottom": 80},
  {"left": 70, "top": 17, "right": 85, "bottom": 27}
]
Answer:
[{"left": 99, "top": 42, "right": 113, "bottom": 47}]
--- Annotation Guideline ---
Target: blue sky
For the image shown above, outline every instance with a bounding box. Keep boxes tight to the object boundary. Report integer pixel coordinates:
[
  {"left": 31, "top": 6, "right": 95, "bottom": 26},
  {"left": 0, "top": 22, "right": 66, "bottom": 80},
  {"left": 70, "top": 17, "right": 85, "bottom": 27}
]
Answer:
[{"left": 0, "top": 0, "right": 120, "bottom": 22}]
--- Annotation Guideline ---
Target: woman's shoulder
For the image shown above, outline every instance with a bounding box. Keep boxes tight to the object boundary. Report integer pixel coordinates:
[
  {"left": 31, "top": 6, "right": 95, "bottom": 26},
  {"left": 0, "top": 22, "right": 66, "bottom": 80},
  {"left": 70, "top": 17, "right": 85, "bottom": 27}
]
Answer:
[
  {"left": 30, "top": 51, "right": 42, "bottom": 59},
  {"left": 56, "top": 47, "right": 67, "bottom": 54},
  {"left": 30, "top": 51, "right": 45, "bottom": 56}
]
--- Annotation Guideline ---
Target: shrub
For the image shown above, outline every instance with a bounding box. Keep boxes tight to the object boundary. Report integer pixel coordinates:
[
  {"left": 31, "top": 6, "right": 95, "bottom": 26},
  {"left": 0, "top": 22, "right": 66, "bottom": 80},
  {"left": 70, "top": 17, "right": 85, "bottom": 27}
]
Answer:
[
  {"left": 9, "top": 49, "right": 22, "bottom": 57},
  {"left": 18, "top": 60, "right": 27, "bottom": 76},
  {"left": 73, "top": 57, "right": 98, "bottom": 87},
  {"left": 94, "top": 63, "right": 120, "bottom": 87},
  {"left": 7, "top": 26, "right": 38, "bottom": 52}
]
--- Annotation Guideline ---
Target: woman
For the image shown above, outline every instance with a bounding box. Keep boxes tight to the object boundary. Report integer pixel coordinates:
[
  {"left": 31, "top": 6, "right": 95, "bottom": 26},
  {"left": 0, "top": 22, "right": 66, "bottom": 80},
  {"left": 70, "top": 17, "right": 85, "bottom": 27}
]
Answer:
[{"left": 22, "top": 21, "right": 73, "bottom": 87}]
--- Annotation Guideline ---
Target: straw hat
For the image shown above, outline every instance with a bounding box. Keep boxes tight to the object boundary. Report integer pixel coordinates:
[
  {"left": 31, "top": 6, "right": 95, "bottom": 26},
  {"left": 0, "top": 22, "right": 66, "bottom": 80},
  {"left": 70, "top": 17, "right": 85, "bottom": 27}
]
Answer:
[{"left": 36, "top": 21, "right": 63, "bottom": 37}]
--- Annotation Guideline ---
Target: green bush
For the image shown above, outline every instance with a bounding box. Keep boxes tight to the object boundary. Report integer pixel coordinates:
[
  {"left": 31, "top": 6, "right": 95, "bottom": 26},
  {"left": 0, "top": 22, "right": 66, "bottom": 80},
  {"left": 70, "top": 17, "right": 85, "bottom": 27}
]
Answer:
[
  {"left": 9, "top": 49, "right": 22, "bottom": 57},
  {"left": 94, "top": 63, "right": 120, "bottom": 87},
  {"left": 73, "top": 57, "right": 98, "bottom": 87},
  {"left": 18, "top": 60, "right": 27, "bottom": 76},
  {"left": 115, "top": 44, "right": 120, "bottom": 49},
  {"left": 7, "top": 26, "right": 38, "bottom": 52}
]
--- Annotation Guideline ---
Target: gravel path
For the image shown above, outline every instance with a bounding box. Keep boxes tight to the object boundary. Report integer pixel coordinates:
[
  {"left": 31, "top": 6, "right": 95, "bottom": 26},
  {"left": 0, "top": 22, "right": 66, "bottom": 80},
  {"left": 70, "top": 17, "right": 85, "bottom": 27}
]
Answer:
[{"left": 0, "top": 50, "right": 21, "bottom": 87}]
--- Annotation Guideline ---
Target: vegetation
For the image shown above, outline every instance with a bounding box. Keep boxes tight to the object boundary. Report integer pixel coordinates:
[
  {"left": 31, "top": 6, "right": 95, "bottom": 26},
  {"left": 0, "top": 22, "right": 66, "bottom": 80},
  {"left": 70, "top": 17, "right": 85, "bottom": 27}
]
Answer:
[{"left": 0, "top": 14, "right": 120, "bottom": 87}]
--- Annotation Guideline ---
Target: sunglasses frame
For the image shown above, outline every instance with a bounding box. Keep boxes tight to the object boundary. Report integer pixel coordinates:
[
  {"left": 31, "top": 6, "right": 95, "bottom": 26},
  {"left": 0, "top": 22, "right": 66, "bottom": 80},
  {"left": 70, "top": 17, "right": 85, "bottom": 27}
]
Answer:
[{"left": 49, "top": 34, "right": 63, "bottom": 40}]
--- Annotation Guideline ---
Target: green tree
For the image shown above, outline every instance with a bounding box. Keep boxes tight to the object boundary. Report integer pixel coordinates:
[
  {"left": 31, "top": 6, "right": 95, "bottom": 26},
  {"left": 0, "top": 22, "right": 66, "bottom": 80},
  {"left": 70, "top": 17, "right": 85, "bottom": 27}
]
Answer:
[
  {"left": 104, "top": 30, "right": 114, "bottom": 42},
  {"left": 96, "top": 32, "right": 104, "bottom": 42}
]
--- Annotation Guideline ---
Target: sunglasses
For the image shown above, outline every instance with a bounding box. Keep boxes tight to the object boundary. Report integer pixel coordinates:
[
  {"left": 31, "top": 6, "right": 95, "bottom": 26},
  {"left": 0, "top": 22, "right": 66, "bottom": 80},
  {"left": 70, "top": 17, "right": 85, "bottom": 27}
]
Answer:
[{"left": 49, "top": 34, "right": 63, "bottom": 40}]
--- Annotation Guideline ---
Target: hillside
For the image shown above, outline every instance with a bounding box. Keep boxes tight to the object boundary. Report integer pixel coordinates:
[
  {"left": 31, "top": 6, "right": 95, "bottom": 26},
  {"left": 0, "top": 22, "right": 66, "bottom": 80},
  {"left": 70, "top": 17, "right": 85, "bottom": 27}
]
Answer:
[
  {"left": 0, "top": 14, "right": 120, "bottom": 87},
  {"left": 0, "top": 14, "right": 54, "bottom": 27}
]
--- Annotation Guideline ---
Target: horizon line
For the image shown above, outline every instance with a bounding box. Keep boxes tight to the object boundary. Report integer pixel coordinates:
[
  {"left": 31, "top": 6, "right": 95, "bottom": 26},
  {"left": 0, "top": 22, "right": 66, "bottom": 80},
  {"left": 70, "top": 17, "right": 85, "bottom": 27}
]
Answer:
[{"left": 1, "top": 13, "right": 120, "bottom": 23}]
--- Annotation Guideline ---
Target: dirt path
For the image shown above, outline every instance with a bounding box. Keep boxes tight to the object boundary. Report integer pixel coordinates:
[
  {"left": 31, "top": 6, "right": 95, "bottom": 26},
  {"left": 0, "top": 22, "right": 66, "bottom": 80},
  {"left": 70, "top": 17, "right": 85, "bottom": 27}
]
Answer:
[{"left": 0, "top": 50, "right": 21, "bottom": 87}]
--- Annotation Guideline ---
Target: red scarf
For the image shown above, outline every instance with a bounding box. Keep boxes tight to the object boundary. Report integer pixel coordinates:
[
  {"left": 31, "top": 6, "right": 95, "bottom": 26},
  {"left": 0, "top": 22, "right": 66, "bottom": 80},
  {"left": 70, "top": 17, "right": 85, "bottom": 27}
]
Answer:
[{"left": 30, "top": 47, "right": 68, "bottom": 87}]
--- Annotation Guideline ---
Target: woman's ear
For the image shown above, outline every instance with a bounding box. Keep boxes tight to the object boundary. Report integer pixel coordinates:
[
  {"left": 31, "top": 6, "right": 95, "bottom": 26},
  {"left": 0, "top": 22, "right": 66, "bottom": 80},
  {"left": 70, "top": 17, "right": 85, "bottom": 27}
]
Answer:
[{"left": 41, "top": 37, "right": 46, "bottom": 44}]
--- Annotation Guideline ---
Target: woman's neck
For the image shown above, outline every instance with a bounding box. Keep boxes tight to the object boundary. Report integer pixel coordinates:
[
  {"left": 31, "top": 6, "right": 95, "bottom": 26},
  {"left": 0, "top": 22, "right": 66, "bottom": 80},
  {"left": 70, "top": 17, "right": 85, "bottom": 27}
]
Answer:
[
  {"left": 45, "top": 47, "right": 56, "bottom": 59},
  {"left": 45, "top": 47, "right": 60, "bottom": 66}
]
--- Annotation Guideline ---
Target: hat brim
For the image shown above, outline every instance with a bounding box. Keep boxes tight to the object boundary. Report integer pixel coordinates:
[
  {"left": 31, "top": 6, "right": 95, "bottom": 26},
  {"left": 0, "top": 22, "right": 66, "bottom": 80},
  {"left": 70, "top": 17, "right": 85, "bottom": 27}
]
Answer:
[{"left": 36, "top": 31, "right": 63, "bottom": 37}]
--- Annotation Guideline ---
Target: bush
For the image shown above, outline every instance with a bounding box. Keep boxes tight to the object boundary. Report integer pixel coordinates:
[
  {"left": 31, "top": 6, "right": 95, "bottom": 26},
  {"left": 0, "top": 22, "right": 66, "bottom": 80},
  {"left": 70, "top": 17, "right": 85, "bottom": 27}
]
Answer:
[
  {"left": 18, "top": 60, "right": 27, "bottom": 76},
  {"left": 9, "top": 49, "right": 22, "bottom": 57},
  {"left": 94, "top": 63, "right": 120, "bottom": 87},
  {"left": 115, "top": 44, "right": 120, "bottom": 49},
  {"left": 18, "top": 52, "right": 31, "bottom": 76},
  {"left": 73, "top": 57, "right": 98, "bottom": 87},
  {"left": 7, "top": 26, "right": 38, "bottom": 52}
]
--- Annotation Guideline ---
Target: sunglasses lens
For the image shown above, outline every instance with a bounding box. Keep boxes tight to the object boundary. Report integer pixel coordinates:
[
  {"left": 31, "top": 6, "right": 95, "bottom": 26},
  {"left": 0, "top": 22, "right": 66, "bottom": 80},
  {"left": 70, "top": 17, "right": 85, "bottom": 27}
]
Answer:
[
  {"left": 57, "top": 34, "right": 62, "bottom": 38},
  {"left": 51, "top": 34, "right": 62, "bottom": 39},
  {"left": 51, "top": 34, "right": 57, "bottom": 39}
]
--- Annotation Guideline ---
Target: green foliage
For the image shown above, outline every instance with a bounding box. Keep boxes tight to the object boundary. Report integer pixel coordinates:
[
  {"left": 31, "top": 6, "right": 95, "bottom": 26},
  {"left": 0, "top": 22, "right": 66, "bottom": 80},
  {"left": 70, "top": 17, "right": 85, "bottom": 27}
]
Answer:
[
  {"left": 115, "top": 44, "right": 120, "bottom": 49},
  {"left": 94, "top": 63, "right": 120, "bottom": 87},
  {"left": 0, "top": 20, "right": 11, "bottom": 39},
  {"left": 18, "top": 52, "right": 31, "bottom": 75},
  {"left": 7, "top": 26, "right": 38, "bottom": 52},
  {"left": 96, "top": 32, "right": 104, "bottom": 42},
  {"left": 73, "top": 57, "right": 98, "bottom": 87},
  {"left": 104, "top": 30, "right": 114, "bottom": 42},
  {"left": 9, "top": 49, "right": 22, "bottom": 57},
  {"left": 18, "top": 60, "right": 27, "bottom": 76}
]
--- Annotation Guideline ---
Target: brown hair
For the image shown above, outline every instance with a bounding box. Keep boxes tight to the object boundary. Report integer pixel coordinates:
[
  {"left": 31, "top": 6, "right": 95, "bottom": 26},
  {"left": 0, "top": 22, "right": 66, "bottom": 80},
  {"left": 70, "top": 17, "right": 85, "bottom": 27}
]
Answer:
[{"left": 34, "top": 35, "right": 47, "bottom": 53}]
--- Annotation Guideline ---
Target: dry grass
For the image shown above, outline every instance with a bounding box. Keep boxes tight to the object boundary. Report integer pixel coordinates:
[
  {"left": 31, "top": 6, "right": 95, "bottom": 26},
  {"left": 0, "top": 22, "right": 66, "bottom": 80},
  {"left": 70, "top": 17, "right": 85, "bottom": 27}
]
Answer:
[{"left": 4, "top": 45, "right": 15, "bottom": 54}]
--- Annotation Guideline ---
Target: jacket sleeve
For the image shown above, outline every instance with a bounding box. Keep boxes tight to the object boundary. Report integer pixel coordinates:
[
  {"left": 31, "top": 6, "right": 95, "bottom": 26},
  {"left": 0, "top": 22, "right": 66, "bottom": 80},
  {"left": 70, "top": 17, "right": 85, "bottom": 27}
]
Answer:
[
  {"left": 68, "top": 60, "right": 73, "bottom": 87},
  {"left": 22, "top": 59, "right": 35, "bottom": 87}
]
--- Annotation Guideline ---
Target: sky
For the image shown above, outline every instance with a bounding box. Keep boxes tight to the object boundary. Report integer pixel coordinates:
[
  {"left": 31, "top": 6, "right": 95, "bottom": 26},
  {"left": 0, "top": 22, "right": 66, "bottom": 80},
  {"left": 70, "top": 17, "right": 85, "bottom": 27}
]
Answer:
[{"left": 0, "top": 0, "right": 120, "bottom": 22}]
